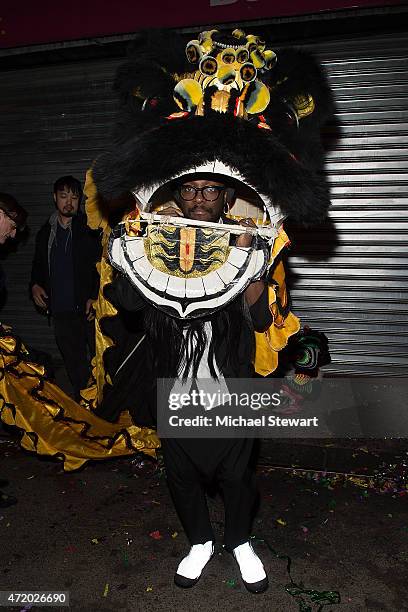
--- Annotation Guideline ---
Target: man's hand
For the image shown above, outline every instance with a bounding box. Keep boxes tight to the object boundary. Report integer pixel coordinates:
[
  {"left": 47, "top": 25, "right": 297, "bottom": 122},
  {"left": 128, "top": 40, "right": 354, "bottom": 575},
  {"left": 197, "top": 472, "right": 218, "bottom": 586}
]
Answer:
[
  {"left": 86, "top": 298, "right": 96, "bottom": 321},
  {"left": 31, "top": 284, "right": 48, "bottom": 309},
  {"left": 236, "top": 218, "right": 256, "bottom": 247}
]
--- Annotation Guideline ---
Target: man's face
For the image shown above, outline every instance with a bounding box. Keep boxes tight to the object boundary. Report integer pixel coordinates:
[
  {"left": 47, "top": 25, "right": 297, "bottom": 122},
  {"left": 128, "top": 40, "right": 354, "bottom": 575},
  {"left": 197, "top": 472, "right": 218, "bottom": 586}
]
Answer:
[
  {"left": 0, "top": 210, "right": 17, "bottom": 244},
  {"left": 175, "top": 179, "right": 228, "bottom": 223},
  {"left": 54, "top": 187, "right": 80, "bottom": 218}
]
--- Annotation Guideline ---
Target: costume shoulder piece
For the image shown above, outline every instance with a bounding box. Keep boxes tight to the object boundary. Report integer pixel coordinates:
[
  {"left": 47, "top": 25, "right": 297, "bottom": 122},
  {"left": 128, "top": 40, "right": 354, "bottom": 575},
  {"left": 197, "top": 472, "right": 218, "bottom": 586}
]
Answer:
[{"left": 93, "top": 28, "right": 333, "bottom": 225}]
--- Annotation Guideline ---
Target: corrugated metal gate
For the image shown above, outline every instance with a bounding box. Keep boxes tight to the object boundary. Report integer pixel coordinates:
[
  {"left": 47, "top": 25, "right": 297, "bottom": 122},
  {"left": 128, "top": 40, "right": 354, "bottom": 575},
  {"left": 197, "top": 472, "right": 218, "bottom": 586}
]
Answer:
[
  {"left": 0, "top": 59, "right": 120, "bottom": 356},
  {"left": 0, "top": 30, "right": 407, "bottom": 374},
  {"left": 290, "top": 32, "right": 408, "bottom": 376}
]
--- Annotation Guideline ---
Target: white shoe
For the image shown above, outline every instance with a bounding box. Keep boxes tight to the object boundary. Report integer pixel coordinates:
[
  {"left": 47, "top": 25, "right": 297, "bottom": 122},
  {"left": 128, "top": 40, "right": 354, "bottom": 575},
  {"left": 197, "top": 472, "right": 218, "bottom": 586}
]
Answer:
[
  {"left": 233, "top": 542, "right": 268, "bottom": 593},
  {"left": 174, "top": 540, "right": 214, "bottom": 588}
]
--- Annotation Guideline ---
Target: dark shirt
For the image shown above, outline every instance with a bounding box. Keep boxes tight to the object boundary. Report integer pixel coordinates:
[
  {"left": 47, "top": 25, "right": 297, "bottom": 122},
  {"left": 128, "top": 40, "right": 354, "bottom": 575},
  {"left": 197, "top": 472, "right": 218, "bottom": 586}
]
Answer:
[{"left": 50, "top": 223, "right": 75, "bottom": 313}]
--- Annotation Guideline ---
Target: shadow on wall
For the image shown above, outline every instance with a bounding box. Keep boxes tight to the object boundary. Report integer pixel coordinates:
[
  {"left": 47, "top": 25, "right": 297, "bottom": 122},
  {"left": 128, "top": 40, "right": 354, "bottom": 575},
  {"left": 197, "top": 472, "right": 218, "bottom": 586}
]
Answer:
[
  {"left": 284, "top": 216, "right": 339, "bottom": 296},
  {"left": 283, "top": 113, "right": 342, "bottom": 292}
]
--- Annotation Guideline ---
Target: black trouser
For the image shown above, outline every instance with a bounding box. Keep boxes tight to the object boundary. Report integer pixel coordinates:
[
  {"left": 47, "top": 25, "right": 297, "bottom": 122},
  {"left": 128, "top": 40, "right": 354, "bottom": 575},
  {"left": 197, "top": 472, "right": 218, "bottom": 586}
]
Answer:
[
  {"left": 53, "top": 312, "right": 95, "bottom": 400},
  {"left": 161, "top": 437, "right": 257, "bottom": 550}
]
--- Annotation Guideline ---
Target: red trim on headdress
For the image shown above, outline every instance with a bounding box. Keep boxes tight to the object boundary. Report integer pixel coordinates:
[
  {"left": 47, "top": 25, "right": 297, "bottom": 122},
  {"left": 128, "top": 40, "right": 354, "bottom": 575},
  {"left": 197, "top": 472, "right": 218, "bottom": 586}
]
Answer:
[{"left": 165, "top": 111, "right": 190, "bottom": 120}]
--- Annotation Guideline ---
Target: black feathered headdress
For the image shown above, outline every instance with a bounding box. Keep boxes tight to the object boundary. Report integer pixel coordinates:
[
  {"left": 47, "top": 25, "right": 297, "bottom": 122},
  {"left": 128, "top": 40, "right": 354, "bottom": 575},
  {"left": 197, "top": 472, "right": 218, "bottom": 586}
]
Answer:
[{"left": 93, "top": 28, "right": 333, "bottom": 224}]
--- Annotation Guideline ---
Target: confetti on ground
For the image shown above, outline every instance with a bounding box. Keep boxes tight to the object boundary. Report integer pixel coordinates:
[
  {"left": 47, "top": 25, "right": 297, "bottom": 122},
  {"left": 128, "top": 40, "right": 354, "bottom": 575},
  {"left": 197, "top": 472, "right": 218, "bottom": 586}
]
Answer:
[
  {"left": 225, "top": 578, "right": 236, "bottom": 588},
  {"left": 103, "top": 583, "right": 109, "bottom": 597},
  {"left": 252, "top": 536, "right": 341, "bottom": 611},
  {"left": 146, "top": 586, "right": 153, "bottom": 592},
  {"left": 171, "top": 532, "right": 178, "bottom": 539},
  {"left": 276, "top": 518, "right": 287, "bottom": 527},
  {"left": 65, "top": 545, "right": 77, "bottom": 553},
  {"left": 91, "top": 538, "right": 100, "bottom": 544},
  {"left": 258, "top": 453, "right": 408, "bottom": 495},
  {"left": 149, "top": 530, "right": 163, "bottom": 540}
]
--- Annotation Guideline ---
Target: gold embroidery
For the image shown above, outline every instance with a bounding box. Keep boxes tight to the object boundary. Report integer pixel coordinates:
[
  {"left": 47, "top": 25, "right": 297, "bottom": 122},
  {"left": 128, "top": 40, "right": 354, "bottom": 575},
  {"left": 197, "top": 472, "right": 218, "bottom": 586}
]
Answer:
[{"left": 144, "top": 226, "right": 230, "bottom": 278}]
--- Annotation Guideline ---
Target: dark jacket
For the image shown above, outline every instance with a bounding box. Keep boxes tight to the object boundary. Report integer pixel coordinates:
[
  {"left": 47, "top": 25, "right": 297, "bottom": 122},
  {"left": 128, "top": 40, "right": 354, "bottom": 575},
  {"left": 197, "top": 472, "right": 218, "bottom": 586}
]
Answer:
[{"left": 30, "top": 212, "right": 101, "bottom": 314}]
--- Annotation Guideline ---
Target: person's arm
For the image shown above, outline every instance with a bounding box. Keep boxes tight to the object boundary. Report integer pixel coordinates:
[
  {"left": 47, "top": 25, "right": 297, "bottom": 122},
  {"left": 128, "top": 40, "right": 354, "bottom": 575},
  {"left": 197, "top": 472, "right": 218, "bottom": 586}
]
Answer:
[
  {"left": 30, "top": 227, "right": 48, "bottom": 310},
  {"left": 112, "top": 273, "right": 146, "bottom": 312},
  {"left": 247, "top": 282, "right": 273, "bottom": 332},
  {"left": 235, "top": 218, "right": 273, "bottom": 331},
  {"left": 244, "top": 280, "right": 265, "bottom": 308}
]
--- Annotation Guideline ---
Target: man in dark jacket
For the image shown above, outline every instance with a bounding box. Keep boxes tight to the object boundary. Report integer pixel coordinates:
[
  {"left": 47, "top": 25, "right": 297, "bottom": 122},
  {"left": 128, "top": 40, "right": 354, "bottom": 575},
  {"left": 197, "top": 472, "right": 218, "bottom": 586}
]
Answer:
[{"left": 31, "top": 176, "right": 101, "bottom": 400}]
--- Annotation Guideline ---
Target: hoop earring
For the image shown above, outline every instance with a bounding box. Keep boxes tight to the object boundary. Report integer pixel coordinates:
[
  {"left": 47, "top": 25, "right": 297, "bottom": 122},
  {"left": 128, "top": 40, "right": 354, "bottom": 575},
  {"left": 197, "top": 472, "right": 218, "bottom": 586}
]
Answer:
[{"left": 223, "top": 201, "right": 230, "bottom": 214}]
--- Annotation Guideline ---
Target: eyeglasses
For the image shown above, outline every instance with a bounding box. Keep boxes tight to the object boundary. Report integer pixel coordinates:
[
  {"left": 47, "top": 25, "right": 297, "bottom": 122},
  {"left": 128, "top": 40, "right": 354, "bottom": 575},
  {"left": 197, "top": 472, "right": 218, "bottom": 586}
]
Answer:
[{"left": 178, "top": 185, "right": 226, "bottom": 202}]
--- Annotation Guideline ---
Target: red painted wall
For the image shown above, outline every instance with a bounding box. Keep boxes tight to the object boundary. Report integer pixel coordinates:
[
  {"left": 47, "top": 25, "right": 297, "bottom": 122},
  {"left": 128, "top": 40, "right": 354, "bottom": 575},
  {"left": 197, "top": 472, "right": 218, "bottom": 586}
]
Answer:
[{"left": 0, "top": 0, "right": 404, "bottom": 49}]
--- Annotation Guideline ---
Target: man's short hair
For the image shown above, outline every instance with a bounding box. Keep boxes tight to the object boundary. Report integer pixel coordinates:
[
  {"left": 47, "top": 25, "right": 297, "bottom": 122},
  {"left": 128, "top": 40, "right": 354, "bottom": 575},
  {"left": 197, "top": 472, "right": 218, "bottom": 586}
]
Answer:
[
  {"left": 0, "top": 192, "right": 28, "bottom": 231},
  {"left": 53, "top": 175, "right": 83, "bottom": 200}
]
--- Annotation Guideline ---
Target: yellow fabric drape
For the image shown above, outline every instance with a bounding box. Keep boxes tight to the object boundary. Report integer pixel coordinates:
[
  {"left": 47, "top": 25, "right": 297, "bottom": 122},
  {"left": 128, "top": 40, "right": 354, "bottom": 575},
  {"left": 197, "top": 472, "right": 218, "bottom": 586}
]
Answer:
[
  {"left": 82, "top": 168, "right": 116, "bottom": 406},
  {"left": 0, "top": 334, "right": 158, "bottom": 471},
  {"left": 254, "top": 228, "right": 301, "bottom": 376},
  {"left": 0, "top": 168, "right": 160, "bottom": 472}
]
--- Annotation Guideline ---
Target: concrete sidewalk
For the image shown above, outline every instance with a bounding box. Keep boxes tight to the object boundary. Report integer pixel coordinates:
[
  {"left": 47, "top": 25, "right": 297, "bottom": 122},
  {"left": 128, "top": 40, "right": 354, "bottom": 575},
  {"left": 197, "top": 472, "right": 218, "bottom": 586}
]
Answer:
[{"left": 1, "top": 433, "right": 407, "bottom": 612}]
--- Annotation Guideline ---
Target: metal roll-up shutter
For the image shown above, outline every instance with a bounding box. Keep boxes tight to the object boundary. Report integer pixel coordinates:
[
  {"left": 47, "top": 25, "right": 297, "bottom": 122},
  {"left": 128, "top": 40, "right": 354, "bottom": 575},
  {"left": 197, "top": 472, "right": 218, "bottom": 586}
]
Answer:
[
  {"left": 0, "top": 59, "right": 120, "bottom": 356},
  {"left": 288, "top": 32, "right": 408, "bottom": 376},
  {"left": 0, "top": 27, "right": 407, "bottom": 375}
]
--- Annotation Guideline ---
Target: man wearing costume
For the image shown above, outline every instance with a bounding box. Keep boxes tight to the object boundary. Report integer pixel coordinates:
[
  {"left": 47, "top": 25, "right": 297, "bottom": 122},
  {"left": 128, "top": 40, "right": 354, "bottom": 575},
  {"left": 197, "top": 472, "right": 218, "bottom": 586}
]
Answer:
[
  {"left": 96, "top": 173, "right": 275, "bottom": 592},
  {"left": 0, "top": 27, "right": 332, "bottom": 589},
  {"left": 88, "top": 28, "right": 333, "bottom": 592}
]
